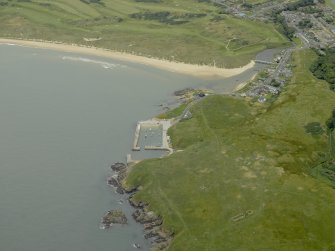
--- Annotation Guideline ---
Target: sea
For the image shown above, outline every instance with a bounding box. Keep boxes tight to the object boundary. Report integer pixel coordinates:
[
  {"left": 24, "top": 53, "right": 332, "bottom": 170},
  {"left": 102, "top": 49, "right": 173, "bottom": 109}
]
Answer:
[{"left": 0, "top": 44, "right": 272, "bottom": 251}]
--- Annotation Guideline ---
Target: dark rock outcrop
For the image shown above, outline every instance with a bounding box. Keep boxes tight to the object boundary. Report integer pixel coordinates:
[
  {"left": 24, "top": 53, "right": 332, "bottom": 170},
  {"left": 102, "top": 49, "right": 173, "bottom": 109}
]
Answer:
[
  {"left": 108, "top": 162, "right": 128, "bottom": 194},
  {"left": 107, "top": 176, "right": 119, "bottom": 187},
  {"left": 130, "top": 197, "right": 173, "bottom": 250},
  {"left": 106, "top": 162, "right": 173, "bottom": 250},
  {"left": 100, "top": 210, "right": 127, "bottom": 229},
  {"left": 174, "top": 88, "right": 194, "bottom": 96},
  {"left": 107, "top": 176, "right": 125, "bottom": 194},
  {"left": 110, "top": 162, "right": 127, "bottom": 172}
]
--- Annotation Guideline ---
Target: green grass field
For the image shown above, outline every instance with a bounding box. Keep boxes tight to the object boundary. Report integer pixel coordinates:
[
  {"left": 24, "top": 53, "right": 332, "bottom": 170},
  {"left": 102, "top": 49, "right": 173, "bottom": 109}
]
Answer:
[
  {"left": 326, "top": 0, "right": 335, "bottom": 8},
  {"left": 125, "top": 49, "right": 335, "bottom": 250},
  {"left": 0, "top": 0, "right": 288, "bottom": 67}
]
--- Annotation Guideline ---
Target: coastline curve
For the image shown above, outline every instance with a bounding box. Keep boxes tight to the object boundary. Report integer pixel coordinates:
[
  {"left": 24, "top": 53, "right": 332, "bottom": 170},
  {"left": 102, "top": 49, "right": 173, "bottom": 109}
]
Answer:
[{"left": 0, "top": 38, "right": 255, "bottom": 79}]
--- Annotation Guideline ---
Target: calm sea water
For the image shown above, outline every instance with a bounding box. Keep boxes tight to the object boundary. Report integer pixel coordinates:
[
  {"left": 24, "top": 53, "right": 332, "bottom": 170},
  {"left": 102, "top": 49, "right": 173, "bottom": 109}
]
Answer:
[{"left": 0, "top": 45, "right": 203, "bottom": 251}]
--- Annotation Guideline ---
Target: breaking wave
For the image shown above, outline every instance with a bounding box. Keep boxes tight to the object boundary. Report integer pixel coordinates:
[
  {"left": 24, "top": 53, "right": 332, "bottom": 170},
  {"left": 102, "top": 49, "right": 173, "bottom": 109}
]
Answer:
[{"left": 62, "top": 56, "right": 126, "bottom": 70}]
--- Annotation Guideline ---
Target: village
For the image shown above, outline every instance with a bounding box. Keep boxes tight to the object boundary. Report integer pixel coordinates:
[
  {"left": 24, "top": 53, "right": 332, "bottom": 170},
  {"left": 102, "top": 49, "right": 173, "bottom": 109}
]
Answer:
[{"left": 213, "top": 0, "right": 335, "bottom": 101}]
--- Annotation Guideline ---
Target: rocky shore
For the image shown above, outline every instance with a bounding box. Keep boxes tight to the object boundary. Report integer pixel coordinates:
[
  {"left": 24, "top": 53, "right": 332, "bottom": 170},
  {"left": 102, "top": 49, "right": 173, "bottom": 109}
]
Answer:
[
  {"left": 100, "top": 210, "right": 127, "bottom": 229},
  {"left": 108, "top": 162, "right": 137, "bottom": 194},
  {"left": 129, "top": 196, "right": 174, "bottom": 251},
  {"left": 107, "top": 162, "right": 174, "bottom": 251}
]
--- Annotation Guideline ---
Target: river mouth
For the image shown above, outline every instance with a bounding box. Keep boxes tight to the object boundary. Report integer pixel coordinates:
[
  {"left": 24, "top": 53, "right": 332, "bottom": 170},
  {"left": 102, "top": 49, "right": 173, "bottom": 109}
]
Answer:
[{"left": 205, "top": 48, "right": 280, "bottom": 92}]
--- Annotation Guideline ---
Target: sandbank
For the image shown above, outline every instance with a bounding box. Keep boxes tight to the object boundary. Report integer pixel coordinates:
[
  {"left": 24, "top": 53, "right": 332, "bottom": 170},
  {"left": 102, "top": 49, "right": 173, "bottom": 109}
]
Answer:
[
  {"left": 0, "top": 38, "right": 255, "bottom": 79},
  {"left": 234, "top": 73, "right": 258, "bottom": 91}
]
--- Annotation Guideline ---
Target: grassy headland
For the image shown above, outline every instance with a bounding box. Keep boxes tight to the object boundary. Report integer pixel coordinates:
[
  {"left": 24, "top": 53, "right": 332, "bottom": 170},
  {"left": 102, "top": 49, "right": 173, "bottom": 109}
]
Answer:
[
  {"left": 0, "top": 0, "right": 288, "bottom": 68},
  {"left": 125, "top": 49, "right": 335, "bottom": 250}
]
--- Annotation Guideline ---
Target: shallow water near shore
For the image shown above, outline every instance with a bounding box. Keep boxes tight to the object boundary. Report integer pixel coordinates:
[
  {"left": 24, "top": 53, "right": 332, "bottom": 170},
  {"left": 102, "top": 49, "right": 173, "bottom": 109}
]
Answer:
[{"left": 0, "top": 45, "right": 205, "bottom": 251}]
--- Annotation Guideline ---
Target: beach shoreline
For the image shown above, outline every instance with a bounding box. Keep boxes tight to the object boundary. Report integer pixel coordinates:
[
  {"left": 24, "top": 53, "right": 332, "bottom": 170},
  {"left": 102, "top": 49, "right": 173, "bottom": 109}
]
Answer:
[{"left": 0, "top": 38, "right": 255, "bottom": 79}]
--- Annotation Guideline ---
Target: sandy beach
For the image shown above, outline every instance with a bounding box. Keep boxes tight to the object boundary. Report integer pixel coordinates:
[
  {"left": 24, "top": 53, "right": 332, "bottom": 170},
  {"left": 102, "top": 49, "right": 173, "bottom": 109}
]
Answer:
[
  {"left": 234, "top": 73, "right": 258, "bottom": 91},
  {"left": 0, "top": 38, "right": 255, "bottom": 79}
]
